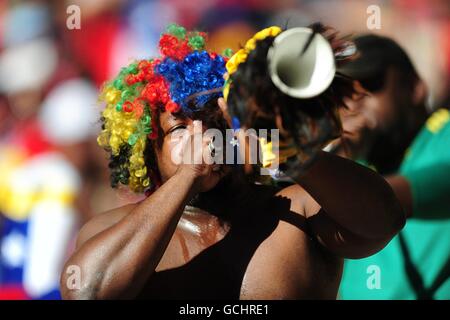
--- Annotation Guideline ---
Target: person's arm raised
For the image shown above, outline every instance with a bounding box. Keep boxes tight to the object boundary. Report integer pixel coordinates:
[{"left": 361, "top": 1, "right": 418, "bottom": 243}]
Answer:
[
  {"left": 217, "top": 97, "right": 405, "bottom": 258},
  {"left": 60, "top": 122, "right": 225, "bottom": 299},
  {"left": 281, "top": 151, "right": 406, "bottom": 259},
  {"left": 60, "top": 169, "right": 199, "bottom": 300}
]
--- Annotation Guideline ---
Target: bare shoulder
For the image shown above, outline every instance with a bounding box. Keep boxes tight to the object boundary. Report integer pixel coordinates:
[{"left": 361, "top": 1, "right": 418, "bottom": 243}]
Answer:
[
  {"left": 276, "top": 184, "right": 307, "bottom": 214},
  {"left": 276, "top": 183, "right": 321, "bottom": 217},
  {"left": 239, "top": 184, "right": 341, "bottom": 299},
  {"left": 75, "top": 202, "right": 139, "bottom": 249}
]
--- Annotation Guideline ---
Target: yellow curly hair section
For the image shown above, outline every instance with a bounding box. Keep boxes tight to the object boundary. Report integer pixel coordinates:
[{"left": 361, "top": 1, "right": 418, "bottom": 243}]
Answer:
[{"left": 97, "top": 82, "right": 150, "bottom": 193}]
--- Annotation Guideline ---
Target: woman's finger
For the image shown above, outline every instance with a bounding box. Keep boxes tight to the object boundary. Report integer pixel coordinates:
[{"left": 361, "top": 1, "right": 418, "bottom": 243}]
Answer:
[{"left": 218, "top": 97, "right": 232, "bottom": 127}]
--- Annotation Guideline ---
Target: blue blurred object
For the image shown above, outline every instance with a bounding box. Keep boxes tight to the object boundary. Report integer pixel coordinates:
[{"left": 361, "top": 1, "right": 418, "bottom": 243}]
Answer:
[
  {"left": 3, "top": 2, "right": 52, "bottom": 47},
  {"left": 0, "top": 218, "right": 28, "bottom": 285}
]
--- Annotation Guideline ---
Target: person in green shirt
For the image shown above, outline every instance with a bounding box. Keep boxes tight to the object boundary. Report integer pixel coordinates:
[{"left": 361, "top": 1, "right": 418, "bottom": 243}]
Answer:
[{"left": 334, "top": 34, "right": 450, "bottom": 300}]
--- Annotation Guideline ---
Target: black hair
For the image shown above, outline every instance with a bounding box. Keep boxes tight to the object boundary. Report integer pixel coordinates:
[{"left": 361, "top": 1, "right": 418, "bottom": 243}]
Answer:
[
  {"left": 340, "top": 34, "right": 420, "bottom": 93},
  {"left": 226, "top": 23, "right": 356, "bottom": 162}
]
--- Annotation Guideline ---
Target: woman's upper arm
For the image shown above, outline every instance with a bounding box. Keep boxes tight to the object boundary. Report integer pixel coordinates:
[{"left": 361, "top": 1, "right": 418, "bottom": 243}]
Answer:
[
  {"left": 277, "top": 184, "right": 394, "bottom": 259},
  {"left": 75, "top": 203, "right": 138, "bottom": 249}
]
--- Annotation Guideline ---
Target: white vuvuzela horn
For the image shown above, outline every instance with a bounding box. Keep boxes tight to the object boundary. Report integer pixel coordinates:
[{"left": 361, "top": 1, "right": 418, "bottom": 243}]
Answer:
[{"left": 267, "top": 27, "right": 336, "bottom": 99}]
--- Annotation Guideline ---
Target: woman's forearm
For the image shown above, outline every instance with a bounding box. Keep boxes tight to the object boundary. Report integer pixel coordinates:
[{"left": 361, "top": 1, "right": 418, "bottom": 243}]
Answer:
[
  {"left": 295, "top": 151, "right": 406, "bottom": 239},
  {"left": 61, "top": 170, "right": 197, "bottom": 299}
]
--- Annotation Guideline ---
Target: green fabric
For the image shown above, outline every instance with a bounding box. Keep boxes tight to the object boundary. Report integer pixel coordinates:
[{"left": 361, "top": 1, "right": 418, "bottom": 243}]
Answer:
[{"left": 339, "top": 109, "right": 450, "bottom": 300}]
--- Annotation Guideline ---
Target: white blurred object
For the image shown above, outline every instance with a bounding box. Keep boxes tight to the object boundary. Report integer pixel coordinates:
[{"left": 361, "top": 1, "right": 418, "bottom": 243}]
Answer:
[
  {"left": 0, "top": 38, "right": 58, "bottom": 94},
  {"left": 39, "top": 79, "right": 100, "bottom": 145},
  {"left": 19, "top": 152, "right": 80, "bottom": 298},
  {"left": 1, "top": 232, "right": 27, "bottom": 268},
  {"left": 24, "top": 201, "right": 77, "bottom": 298},
  {"left": 1, "top": 151, "right": 81, "bottom": 298},
  {"left": 268, "top": 27, "right": 336, "bottom": 99},
  {"left": 264, "top": 167, "right": 294, "bottom": 184}
]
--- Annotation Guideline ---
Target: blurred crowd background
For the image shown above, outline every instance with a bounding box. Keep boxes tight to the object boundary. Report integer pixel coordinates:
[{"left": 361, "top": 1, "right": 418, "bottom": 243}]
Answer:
[{"left": 0, "top": 0, "right": 449, "bottom": 299}]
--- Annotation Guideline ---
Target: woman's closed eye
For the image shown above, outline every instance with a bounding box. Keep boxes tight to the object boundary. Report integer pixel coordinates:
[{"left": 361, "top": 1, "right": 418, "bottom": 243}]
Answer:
[{"left": 166, "top": 124, "right": 188, "bottom": 135}]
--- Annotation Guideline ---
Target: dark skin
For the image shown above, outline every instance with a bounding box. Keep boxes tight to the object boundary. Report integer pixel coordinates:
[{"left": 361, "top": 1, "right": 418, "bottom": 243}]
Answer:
[
  {"left": 335, "top": 69, "right": 429, "bottom": 218},
  {"left": 60, "top": 99, "right": 405, "bottom": 299}
]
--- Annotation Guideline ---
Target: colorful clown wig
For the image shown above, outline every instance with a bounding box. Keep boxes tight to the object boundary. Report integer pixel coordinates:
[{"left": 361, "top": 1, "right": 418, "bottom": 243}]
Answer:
[{"left": 97, "top": 24, "right": 232, "bottom": 193}]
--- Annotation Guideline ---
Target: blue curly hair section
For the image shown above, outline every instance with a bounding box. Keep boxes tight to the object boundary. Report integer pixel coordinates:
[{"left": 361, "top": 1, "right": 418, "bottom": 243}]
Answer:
[{"left": 155, "top": 50, "right": 226, "bottom": 113}]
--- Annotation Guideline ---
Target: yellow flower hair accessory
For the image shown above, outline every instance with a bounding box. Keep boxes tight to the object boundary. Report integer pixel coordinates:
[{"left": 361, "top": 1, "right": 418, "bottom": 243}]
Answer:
[{"left": 223, "top": 26, "right": 282, "bottom": 101}]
